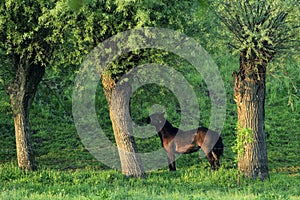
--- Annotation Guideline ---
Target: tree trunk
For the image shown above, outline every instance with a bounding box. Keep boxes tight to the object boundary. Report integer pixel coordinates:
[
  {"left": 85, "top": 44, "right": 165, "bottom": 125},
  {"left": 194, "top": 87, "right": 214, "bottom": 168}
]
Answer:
[
  {"left": 233, "top": 52, "right": 269, "bottom": 181},
  {"left": 7, "top": 63, "right": 45, "bottom": 171},
  {"left": 101, "top": 74, "right": 146, "bottom": 178}
]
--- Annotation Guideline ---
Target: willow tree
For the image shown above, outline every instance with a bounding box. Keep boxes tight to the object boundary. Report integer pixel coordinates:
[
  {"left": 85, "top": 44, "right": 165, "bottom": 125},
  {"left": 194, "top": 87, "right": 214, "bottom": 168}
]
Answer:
[
  {"left": 67, "top": 0, "right": 197, "bottom": 177},
  {"left": 215, "top": 0, "right": 299, "bottom": 180},
  {"left": 0, "top": 0, "right": 68, "bottom": 170}
]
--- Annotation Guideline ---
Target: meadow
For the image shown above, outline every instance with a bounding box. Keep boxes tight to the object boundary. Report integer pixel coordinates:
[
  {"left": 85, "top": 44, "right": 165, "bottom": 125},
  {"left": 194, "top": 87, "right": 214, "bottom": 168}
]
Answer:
[
  {"left": 1, "top": 163, "right": 300, "bottom": 200},
  {"left": 1, "top": 55, "right": 300, "bottom": 199}
]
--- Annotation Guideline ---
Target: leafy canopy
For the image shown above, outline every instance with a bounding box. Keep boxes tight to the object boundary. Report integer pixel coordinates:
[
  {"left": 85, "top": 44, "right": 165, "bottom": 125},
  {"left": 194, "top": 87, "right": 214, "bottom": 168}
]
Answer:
[
  {"left": 0, "top": 0, "right": 62, "bottom": 67},
  {"left": 57, "top": 0, "right": 197, "bottom": 78},
  {"left": 0, "top": 0, "right": 199, "bottom": 79},
  {"left": 214, "top": 0, "right": 299, "bottom": 62}
]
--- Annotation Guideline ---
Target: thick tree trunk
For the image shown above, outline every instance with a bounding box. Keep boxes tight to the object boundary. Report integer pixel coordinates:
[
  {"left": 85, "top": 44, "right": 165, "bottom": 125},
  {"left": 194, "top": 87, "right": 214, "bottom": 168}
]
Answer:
[
  {"left": 101, "top": 74, "right": 146, "bottom": 178},
  {"left": 233, "top": 52, "right": 269, "bottom": 181},
  {"left": 7, "top": 63, "right": 45, "bottom": 171}
]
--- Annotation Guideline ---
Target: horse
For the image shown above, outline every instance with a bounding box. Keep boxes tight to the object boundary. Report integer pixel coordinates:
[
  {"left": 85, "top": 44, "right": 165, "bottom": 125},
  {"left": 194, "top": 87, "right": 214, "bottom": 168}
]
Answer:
[{"left": 147, "top": 112, "right": 224, "bottom": 171}]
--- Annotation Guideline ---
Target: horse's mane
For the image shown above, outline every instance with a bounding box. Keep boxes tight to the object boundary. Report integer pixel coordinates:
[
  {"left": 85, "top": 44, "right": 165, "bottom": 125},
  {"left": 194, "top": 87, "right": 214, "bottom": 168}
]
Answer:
[{"left": 162, "top": 119, "right": 179, "bottom": 135}]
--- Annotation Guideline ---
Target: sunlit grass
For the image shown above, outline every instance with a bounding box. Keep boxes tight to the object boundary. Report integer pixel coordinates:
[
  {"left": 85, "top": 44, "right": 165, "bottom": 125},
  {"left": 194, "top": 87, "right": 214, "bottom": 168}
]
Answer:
[{"left": 0, "top": 162, "right": 299, "bottom": 199}]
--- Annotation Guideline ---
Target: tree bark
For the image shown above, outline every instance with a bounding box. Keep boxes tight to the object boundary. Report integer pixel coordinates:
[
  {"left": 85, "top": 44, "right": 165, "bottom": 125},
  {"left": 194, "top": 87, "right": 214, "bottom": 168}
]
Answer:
[
  {"left": 7, "top": 63, "right": 45, "bottom": 171},
  {"left": 101, "top": 74, "right": 146, "bottom": 178},
  {"left": 233, "top": 52, "right": 269, "bottom": 181}
]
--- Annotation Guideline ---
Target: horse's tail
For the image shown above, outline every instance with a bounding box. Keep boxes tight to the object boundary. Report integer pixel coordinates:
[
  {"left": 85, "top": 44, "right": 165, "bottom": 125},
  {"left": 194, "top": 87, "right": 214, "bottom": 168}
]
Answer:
[{"left": 213, "top": 136, "right": 224, "bottom": 158}]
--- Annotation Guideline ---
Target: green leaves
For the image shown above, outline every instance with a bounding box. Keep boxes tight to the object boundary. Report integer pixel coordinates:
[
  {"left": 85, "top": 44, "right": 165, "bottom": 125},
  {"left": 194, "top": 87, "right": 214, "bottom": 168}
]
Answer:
[
  {"left": 233, "top": 123, "right": 254, "bottom": 157},
  {"left": 0, "top": 0, "right": 59, "bottom": 66},
  {"left": 214, "top": 0, "right": 299, "bottom": 63},
  {"left": 68, "top": 0, "right": 84, "bottom": 11},
  {"left": 65, "top": 0, "right": 196, "bottom": 79},
  {"left": 0, "top": 0, "right": 197, "bottom": 72}
]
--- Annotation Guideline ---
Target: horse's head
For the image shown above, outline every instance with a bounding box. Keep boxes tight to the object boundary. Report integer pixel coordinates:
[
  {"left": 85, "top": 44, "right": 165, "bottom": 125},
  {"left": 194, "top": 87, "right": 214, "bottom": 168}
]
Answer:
[{"left": 147, "top": 112, "right": 166, "bottom": 132}]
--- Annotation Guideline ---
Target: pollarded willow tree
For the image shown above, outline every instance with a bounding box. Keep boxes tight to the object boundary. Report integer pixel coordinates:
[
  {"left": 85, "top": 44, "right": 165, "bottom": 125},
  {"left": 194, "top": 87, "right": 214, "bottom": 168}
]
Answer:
[
  {"left": 215, "top": 0, "right": 299, "bottom": 180},
  {"left": 44, "top": 0, "right": 198, "bottom": 177},
  {"left": 0, "top": 0, "right": 70, "bottom": 171}
]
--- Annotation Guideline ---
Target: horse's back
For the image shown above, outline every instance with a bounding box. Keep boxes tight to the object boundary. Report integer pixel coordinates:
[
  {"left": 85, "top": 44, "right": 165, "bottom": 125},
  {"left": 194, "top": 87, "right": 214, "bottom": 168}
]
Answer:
[{"left": 196, "top": 127, "right": 223, "bottom": 154}]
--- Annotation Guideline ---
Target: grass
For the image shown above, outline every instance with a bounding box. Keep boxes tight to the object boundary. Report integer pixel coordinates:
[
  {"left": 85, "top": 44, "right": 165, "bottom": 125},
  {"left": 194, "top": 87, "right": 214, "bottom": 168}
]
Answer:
[{"left": 0, "top": 162, "right": 299, "bottom": 200}]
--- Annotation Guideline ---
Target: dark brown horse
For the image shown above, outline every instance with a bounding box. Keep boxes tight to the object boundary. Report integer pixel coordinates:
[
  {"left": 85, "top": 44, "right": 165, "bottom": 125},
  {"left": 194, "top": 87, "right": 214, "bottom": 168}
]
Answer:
[{"left": 147, "top": 112, "right": 224, "bottom": 171}]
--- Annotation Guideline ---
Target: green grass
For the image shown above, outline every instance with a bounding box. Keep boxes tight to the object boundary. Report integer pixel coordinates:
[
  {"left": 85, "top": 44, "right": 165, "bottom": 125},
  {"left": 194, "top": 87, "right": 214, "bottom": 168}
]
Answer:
[{"left": 1, "top": 162, "right": 299, "bottom": 200}]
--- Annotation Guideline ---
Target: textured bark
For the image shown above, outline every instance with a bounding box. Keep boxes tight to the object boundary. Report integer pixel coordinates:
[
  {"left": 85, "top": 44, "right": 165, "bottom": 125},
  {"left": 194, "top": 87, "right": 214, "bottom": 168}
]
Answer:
[
  {"left": 102, "top": 74, "right": 146, "bottom": 178},
  {"left": 7, "top": 63, "right": 45, "bottom": 171},
  {"left": 233, "top": 52, "right": 269, "bottom": 181}
]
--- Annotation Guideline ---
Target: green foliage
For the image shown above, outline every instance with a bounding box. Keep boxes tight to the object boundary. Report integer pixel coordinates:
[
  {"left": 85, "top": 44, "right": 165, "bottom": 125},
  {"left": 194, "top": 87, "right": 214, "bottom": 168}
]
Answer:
[
  {"left": 0, "top": 0, "right": 61, "bottom": 66},
  {"left": 192, "top": 1, "right": 222, "bottom": 54},
  {"left": 267, "top": 57, "right": 300, "bottom": 111},
  {"left": 0, "top": 59, "right": 14, "bottom": 160},
  {"left": 214, "top": 0, "right": 300, "bottom": 62},
  {"left": 233, "top": 124, "right": 254, "bottom": 157},
  {"left": 57, "top": 0, "right": 198, "bottom": 77},
  {"left": 0, "top": 66, "right": 11, "bottom": 113}
]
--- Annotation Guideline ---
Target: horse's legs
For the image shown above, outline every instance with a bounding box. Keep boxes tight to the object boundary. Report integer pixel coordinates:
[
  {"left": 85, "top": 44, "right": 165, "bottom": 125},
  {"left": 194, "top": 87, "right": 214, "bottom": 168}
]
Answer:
[
  {"left": 166, "top": 151, "right": 176, "bottom": 171},
  {"left": 212, "top": 151, "right": 220, "bottom": 170},
  {"left": 215, "top": 160, "right": 220, "bottom": 170},
  {"left": 206, "top": 152, "right": 216, "bottom": 170}
]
